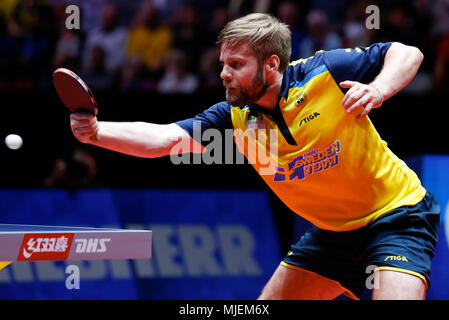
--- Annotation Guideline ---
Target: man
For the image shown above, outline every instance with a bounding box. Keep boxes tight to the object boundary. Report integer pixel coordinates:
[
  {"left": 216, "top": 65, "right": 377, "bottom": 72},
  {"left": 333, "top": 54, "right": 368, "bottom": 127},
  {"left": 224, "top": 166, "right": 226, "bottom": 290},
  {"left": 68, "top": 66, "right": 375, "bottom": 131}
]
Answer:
[{"left": 70, "top": 13, "right": 440, "bottom": 300}]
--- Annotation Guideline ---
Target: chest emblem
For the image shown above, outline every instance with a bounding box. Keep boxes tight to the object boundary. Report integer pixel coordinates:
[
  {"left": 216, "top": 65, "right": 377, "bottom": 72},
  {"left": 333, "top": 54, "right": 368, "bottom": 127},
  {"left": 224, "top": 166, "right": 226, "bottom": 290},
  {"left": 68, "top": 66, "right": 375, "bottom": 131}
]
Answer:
[{"left": 273, "top": 140, "right": 341, "bottom": 182}]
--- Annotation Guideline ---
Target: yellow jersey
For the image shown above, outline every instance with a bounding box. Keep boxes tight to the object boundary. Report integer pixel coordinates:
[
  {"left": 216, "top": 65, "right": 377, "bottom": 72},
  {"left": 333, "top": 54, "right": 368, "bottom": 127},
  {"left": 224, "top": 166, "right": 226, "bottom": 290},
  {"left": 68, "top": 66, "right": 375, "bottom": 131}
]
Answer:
[{"left": 176, "top": 42, "right": 426, "bottom": 231}]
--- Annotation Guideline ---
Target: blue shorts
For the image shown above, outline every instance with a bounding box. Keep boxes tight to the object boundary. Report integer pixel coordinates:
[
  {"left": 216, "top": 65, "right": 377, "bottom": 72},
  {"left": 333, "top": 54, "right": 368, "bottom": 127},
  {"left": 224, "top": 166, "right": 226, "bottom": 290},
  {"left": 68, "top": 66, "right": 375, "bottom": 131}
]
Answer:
[{"left": 281, "top": 191, "right": 440, "bottom": 299}]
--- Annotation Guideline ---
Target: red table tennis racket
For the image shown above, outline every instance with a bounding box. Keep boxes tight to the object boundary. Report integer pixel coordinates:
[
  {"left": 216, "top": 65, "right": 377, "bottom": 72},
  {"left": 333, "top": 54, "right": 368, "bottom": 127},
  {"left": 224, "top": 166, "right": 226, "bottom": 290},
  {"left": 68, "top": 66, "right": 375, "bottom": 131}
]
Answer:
[{"left": 53, "top": 68, "right": 99, "bottom": 141}]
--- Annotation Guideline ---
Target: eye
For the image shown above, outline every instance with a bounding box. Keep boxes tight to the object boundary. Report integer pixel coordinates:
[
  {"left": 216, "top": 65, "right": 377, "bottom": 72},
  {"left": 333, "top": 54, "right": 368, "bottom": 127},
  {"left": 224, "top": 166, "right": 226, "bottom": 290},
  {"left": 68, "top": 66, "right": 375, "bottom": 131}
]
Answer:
[{"left": 231, "top": 61, "right": 241, "bottom": 68}]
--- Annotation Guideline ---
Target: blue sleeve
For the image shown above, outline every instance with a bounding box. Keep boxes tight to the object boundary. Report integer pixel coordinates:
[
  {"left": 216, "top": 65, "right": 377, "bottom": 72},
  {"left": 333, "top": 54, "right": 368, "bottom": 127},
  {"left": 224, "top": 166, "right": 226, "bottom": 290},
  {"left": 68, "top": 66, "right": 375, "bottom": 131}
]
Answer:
[
  {"left": 175, "top": 101, "right": 233, "bottom": 141},
  {"left": 323, "top": 42, "right": 392, "bottom": 89}
]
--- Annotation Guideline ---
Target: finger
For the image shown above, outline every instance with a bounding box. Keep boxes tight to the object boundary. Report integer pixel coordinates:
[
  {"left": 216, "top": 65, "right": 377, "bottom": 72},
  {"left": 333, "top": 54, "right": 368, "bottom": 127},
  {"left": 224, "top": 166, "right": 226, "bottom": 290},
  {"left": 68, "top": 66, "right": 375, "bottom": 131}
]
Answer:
[
  {"left": 356, "top": 102, "right": 374, "bottom": 119},
  {"left": 70, "top": 112, "right": 95, "bottom": 121},
  {"left": 71, "top": 116, "right": 97, "bottom": 128},
  {"left": 71, "top": 119, "right": 93, "bottom": 129},
  {"left": 74, "top": 122, "right": 98, "bottom": 135},
  {"left": 346, "top": 95, "right": 371, "bottom": 114},
  {"left": 342, "top": 87, "right": 365, "bottom": 110},
  {"left": 339, "top": 80, "right": 357, "bottom": 89},
  {"left": 341, "top": 84, "right": 360, "bottom": 106},
  {"left": 76, "top": 130, "right": 99, "bottom": 143}
]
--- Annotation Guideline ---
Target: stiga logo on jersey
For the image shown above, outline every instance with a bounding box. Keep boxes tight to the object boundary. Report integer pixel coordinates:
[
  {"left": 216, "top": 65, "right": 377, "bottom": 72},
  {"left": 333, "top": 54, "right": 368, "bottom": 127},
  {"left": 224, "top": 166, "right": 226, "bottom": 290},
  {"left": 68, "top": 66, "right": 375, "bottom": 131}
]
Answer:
[
  {"left": 18, "top": 233, "right": 74, "bottom": 261},
  {"left": 274, "top": 140, "right": 341, "bottom": 181},
  {"left": 299, "top": 112, "right": 320, "bottom": 127},
  {"left": 74, "top": 238, "right": 111, "bottom": 253}
]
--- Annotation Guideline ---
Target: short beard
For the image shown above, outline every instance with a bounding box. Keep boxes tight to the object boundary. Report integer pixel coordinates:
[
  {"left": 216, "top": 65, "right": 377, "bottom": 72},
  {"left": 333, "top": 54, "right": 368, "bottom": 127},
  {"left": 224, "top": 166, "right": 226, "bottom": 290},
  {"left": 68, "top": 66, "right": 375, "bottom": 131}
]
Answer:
[{"left": 225, "top": 66, "right": 268, "bottom": 107}]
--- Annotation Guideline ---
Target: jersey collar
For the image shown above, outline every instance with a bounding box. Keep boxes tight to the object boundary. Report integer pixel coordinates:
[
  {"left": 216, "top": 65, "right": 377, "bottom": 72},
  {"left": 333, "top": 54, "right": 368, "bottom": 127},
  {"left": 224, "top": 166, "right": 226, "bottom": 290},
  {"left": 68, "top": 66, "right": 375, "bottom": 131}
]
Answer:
[{"left": 246, "top": 68, "right": 297, "bottom": 145}]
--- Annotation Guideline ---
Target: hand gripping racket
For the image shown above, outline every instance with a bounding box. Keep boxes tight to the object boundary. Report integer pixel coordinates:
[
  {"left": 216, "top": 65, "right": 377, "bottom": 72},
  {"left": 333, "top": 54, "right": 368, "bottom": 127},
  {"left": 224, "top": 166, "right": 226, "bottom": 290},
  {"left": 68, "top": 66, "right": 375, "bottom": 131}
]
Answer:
[{"left": 53, "top": 68, "right": 99, "bottom": 141}]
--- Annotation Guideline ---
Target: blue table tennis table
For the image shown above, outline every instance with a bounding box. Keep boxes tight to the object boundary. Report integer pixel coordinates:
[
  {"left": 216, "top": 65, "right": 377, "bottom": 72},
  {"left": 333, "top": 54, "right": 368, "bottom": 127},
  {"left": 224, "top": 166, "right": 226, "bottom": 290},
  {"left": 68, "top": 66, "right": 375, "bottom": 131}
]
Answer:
[{"left": 0, "top": 224, "right": 152, "bottom": 270}]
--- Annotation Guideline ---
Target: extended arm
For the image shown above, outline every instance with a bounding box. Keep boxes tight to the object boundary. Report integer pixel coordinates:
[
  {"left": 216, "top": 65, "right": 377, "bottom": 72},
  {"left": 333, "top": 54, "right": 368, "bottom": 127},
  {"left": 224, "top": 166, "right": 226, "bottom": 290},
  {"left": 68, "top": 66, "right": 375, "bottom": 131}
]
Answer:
[
  {"left": 70, "top": 113, "right": 203, "bottom": 158},
  {"left": 340, "top": 42, "right": 424, "bottom": 118}
]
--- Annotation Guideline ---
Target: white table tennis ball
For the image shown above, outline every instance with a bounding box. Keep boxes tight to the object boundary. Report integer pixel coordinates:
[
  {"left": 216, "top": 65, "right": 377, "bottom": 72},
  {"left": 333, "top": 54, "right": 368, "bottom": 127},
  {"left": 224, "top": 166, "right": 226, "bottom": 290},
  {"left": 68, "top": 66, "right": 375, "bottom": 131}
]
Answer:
[{"left": 5, "top": 134, "right": 23, "bottom": 150}]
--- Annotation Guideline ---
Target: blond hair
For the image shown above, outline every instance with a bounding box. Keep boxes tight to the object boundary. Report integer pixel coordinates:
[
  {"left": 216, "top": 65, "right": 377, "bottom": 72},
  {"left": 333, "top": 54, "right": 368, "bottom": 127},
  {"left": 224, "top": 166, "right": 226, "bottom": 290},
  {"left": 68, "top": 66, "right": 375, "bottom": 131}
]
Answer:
[{"left": 217, "top": 13, "right": 291, "bottom": 72}]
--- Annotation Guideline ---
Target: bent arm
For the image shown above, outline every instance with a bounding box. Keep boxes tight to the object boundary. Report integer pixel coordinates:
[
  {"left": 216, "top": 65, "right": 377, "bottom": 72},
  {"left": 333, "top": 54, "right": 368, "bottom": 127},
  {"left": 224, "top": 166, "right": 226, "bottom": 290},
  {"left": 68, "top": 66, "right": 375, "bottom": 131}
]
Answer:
[
  {"left": 340, "top": 42, "right": 424, "bottom": 118},
  {"left": 370, "top": 42, "right": 424, "bottom": 101}
]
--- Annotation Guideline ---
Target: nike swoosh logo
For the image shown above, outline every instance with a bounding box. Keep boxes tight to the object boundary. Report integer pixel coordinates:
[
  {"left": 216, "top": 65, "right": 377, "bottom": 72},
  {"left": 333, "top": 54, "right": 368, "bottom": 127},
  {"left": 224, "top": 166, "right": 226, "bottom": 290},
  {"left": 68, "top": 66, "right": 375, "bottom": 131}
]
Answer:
[{"left": 22, "top": 249, "right": 32, "bottom": 259}]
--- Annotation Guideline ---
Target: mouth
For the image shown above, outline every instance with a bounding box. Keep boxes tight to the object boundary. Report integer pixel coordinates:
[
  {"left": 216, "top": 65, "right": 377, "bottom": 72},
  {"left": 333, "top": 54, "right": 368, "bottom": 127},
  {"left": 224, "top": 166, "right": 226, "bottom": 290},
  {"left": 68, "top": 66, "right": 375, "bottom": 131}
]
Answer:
[
  {"left": 225, "top": 85, "right": 238, "bottom": 93},
  {"left": 223, "top": 81, "right": 237, "bottom": 89}
]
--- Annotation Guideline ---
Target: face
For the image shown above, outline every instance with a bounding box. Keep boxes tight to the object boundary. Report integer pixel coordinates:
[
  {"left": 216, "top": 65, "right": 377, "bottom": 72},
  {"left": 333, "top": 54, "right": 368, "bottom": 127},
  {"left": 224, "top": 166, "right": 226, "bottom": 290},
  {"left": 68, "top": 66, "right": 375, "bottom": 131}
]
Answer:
[{"left": 219, "top": 41, "right": 268, "bottom": 107}]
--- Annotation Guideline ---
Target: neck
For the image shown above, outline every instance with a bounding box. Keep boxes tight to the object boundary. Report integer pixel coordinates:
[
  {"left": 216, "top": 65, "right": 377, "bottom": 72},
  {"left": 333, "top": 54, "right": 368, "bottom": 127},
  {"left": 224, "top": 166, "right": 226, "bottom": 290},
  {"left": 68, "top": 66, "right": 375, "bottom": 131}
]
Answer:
[{"left": 254, "top": 72, "right": 283, "bottom": 111}]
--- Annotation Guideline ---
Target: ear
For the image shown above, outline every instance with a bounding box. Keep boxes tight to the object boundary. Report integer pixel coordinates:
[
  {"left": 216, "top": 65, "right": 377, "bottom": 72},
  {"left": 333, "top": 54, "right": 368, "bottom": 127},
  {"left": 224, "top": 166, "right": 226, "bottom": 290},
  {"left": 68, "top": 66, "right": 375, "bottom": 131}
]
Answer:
[{"left": 264, "top": 55, "right": 280, "bottom": 73}]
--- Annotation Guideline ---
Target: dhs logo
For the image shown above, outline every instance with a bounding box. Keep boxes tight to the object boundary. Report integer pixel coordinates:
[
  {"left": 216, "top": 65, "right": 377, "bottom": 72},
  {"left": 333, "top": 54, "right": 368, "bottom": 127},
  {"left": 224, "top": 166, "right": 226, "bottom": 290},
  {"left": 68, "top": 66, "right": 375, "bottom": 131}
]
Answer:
[
  {"left": 74, "top": 238, "right": 110, "bottom": 253},
  {"left": 18, "top": 233, "right": 74, "bottom": 261}
]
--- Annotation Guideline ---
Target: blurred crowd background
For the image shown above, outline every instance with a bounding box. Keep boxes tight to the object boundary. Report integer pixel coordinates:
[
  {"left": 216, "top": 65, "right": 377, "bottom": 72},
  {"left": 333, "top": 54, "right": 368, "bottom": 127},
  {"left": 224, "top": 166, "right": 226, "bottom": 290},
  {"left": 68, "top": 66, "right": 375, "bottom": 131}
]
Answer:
[
  {"left": 0, "top": 0, "right": 448, "bottom": 190},
  {"left": 0, "top": 0, "right": 448, "bottom": 95}
]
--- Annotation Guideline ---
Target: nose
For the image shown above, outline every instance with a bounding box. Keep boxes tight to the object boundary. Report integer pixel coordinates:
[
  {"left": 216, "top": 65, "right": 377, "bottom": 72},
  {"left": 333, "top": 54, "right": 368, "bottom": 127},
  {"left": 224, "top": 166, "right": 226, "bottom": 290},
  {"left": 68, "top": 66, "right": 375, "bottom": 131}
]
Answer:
[{"left": 220, "top": 65, "right": 232, "bottom": 81}]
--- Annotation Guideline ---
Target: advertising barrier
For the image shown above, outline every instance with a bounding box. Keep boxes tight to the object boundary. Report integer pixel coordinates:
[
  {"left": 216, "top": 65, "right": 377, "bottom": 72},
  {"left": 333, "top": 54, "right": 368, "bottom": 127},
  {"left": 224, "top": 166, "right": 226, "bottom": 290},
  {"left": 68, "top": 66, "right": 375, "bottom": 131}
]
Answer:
[{"left": 0, "top": 189, "right": 282, "bottom": 299}]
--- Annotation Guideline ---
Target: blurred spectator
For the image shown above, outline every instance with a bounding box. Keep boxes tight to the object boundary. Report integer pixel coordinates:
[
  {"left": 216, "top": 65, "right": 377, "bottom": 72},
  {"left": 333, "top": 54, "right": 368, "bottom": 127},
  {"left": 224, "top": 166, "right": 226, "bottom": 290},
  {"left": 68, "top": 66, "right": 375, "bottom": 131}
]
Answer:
[
  {"left": 312, "top": 0, "right": 354, "bottom": 26},
  {"left": 67, "top": 0, "right": 108, "bottom": 32},
  {"left": 298, "top": 10, "right": 342, "bottom": 58},
  {"left": 157, "top": 49, "right": 199, "bottom": 94},
  {"left": 21, "top": 4, "right": 57, "bottom": 69},
  {"left": 52, "top": 29, "right": 82, "bottom": 71},
  {"left": 430, "top": 0, "right": 449, "bottom": 92},
  {"left": 81, "top": 45, "right": 114, "bottom": 90},
  {"left": 82, "top": 3, "right": 127, "bottom": 77},
  {"left": 170, "top": 2, "right": 205, "bottom": 72},
  {"left": 126, "top": 1, "right": 172, "bottom": 71},
  {"left": 374, "top": 4, "right": 416, "bottom": 44},
  {"left": 434, "top": 33, "right": 449, "bottom": 92},
  {"left": 120, "top": 55, "right": 155, "bottom": 91},
  {"left": 123, "top": 1, "right": 172, "bottom": 90},
  {"left": 198, "top": 47, "right": 222, "bottom": 93},
  {"left": 1, "top": 1, "right": 57, "bottom": 89},
  {"left": 431, "top": 0, "right": 449, "bottom": 37},
  {"left": 150, "top": 0, "right": 186, "bottom": 21},
  {"left": 44, "top": 158, "right": 67, "bottom": 187},
  {"left": 204, "top": 6, "right": 230, "bottom": 47},
  {"left": 411, "top": 0, "right": 434, "bottom": 43},
  {"left": 197, "top": 5, "right": 229, "bottom": 93},
  {"left": 44, "top": 148, "right": 99, "bottom": 189},
  {"left": 410, "top": 0, "right": 435, "bottom": 67},
  {"left": 366, "top": 1, "right": 434, "bottom": 94},
  {"left": 0, "top": 14, "right": 23, "bottom": 88},
  {"left": 276, "top": 1, "right": 307, "bottom": 61},
  {"left": 51, "top": 2, "right": 82, "bottom": 71},
  {"left": 0, "top": 0, "right": 20, "bottom": 19},
  {"left": 341, "top": 1, "right": 371, "bottom": 48},
  {"left": 227, "top": 0, "right": 271, "bottom": 19}
]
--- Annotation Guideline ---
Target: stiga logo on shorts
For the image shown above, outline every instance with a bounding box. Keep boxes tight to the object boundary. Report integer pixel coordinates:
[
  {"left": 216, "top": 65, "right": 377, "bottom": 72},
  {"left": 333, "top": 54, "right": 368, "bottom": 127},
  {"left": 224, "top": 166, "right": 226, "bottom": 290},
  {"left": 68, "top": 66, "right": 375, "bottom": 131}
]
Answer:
[
  {"left": 274, "top": 140, "right": 341, "bottom": 182},
  {"left": 385, "top": 255, "right": 408, "bottom": 262},
  {"left": 18, "top": 233, "right": 74, "bottom": 261}
]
